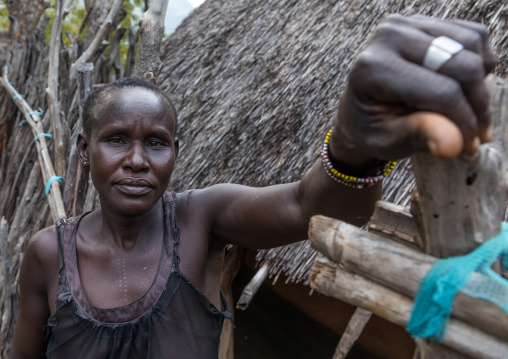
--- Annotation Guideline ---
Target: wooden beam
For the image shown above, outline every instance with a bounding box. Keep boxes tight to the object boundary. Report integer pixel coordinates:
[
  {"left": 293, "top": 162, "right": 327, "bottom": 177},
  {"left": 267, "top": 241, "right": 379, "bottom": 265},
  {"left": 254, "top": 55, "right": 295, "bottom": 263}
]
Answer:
[
  {"left": 311, "top": 257, "right": 508, "bottom": 359},
  {"left": 219, "top": 246, "right": 246, "bottom": 359},
  {"left": 309, "top": 215, "right": 508, "bottom": 341},
  {"left": 368, "top": 200, "right": 418, "bottom": 246}
]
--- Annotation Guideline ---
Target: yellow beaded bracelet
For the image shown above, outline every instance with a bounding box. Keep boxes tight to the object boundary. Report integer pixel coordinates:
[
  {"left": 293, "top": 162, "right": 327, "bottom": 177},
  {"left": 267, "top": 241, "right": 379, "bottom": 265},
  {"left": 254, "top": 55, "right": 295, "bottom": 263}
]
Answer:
[{"left": 321, "top": 127, "right": 396, "bottom": 188}]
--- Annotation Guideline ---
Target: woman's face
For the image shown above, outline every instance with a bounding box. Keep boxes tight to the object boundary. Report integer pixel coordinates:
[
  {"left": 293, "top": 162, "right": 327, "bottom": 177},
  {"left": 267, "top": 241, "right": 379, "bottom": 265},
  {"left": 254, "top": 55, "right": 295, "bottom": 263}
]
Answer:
[{"left": 78, "top": 87, "right": 179, "bottom": 216}]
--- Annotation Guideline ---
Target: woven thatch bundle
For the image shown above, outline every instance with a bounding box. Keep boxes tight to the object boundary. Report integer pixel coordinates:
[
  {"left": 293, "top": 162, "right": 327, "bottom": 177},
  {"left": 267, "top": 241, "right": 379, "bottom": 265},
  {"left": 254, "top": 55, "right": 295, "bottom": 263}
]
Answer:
[{"left": 158, "top": 0, "right": 508, "bottom": 285}]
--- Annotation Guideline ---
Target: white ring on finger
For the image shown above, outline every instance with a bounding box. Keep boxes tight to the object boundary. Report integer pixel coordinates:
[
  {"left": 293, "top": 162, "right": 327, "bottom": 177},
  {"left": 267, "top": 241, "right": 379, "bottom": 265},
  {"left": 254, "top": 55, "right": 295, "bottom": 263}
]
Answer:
[{"left": 422, "top": 36, "right": 464, "bottom": 71}]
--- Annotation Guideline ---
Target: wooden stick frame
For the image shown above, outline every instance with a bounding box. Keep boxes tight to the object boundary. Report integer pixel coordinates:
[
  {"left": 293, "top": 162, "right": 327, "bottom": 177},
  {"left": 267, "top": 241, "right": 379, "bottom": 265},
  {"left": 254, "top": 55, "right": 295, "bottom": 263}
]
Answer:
[{"left": 0, "top": 67, "right": 66, "bottom": 221}]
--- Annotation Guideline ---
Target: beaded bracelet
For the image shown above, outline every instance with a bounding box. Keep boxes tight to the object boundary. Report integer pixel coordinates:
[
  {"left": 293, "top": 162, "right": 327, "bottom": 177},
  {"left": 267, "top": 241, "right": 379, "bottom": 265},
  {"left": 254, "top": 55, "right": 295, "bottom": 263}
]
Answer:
[{"left": 320, "top": 127, "right": 396, "bottom": 189}]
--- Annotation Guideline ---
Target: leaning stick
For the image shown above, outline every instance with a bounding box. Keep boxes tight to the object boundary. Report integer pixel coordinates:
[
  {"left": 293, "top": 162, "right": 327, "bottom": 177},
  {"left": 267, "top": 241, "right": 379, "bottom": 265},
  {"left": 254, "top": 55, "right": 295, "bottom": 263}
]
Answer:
[
  {"left": 332, "top": 307, "right": 372, "bottom": 359},
  {"left": 0, "top": 66, "right": 66, "bottom": 221},
  {"left": 236, "top": 261, "right": 270, "bottom": 310}
]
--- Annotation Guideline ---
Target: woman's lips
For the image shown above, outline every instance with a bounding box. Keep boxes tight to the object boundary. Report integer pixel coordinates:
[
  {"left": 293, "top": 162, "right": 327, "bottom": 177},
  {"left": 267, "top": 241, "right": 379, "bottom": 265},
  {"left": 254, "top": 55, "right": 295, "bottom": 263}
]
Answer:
[{"left": 115, "top": 178, "right": 153, "bottom": 195}]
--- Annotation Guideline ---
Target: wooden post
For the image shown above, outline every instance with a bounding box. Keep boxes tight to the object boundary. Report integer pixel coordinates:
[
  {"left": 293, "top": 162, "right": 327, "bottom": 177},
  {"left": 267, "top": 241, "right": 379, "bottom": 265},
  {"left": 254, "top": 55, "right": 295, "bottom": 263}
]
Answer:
[
  {"left": 309, "top": 76, "right": 508, "bottom": 359},
  {"left": 237, "top": 261, "right": 270, "bottom": 310},
  {"left": 63, "top": 62, "right": 94, "bottom": 217},
  {"left": 408, "top": 76, "right": 508, "bottom": 357},
  {"left": 132, "top": 0, "right": 169, "bottom": 82},
  {"left": 219, "top": 246, "right": 245, "bottom": 359},
  {"left": 410, "top": 146, "right": 508, "bottom": 257}
]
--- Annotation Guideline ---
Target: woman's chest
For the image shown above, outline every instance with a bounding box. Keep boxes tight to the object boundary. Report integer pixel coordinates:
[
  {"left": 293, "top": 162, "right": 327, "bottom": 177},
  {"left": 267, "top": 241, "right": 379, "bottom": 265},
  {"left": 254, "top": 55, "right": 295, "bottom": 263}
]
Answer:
[{"left": 75, "top": 240, "right": 164, "bottom": 309}]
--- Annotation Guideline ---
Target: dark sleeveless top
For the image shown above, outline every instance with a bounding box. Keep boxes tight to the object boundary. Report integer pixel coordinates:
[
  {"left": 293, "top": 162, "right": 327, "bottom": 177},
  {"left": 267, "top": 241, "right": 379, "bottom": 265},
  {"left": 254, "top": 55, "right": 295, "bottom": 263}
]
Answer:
[{"left": 45, "top": 192, "right": 232, "bottom": 359}]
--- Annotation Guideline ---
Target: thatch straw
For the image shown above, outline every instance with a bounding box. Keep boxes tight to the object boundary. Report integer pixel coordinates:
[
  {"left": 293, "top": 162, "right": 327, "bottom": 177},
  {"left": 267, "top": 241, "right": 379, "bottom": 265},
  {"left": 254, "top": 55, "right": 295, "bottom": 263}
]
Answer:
[{"left": 158, "top": 0, "right": 508, "bottom": 285}]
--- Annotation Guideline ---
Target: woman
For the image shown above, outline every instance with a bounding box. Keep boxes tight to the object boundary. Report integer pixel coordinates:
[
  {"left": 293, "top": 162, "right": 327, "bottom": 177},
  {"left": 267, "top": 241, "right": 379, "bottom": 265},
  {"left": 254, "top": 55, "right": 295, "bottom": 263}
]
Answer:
[{"left": 10, "top": 14, "right": 495, "bottom": 358}]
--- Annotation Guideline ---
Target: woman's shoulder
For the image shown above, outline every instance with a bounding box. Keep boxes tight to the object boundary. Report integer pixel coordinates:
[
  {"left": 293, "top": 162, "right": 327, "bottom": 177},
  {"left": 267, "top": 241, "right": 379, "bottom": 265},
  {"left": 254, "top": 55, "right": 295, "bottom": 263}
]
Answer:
[{"left": 25, "top": 224, "right": 59, "bottom": 269}]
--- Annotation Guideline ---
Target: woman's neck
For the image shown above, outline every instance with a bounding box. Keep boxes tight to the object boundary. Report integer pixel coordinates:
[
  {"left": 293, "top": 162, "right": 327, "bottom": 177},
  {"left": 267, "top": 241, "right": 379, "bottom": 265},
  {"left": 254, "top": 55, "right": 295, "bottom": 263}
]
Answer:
[{"left": 94, "top": 199, "right": 165, "bottom": 250}]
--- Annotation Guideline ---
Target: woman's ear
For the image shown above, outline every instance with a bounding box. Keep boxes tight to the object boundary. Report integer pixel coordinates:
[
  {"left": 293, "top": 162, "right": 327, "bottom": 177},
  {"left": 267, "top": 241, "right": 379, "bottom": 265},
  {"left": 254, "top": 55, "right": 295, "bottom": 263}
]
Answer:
[{"left": 77, "top": 133, "right": 89, "bottom": 165}]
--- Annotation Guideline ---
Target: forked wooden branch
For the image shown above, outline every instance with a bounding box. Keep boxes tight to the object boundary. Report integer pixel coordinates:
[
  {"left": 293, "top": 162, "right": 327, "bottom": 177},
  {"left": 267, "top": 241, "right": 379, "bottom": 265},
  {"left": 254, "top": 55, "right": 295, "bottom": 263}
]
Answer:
[
  {"left": 70, "top": 0, "right": 124, "bottom": 82},
  {"left": 408, "top": 75, "right": 508, "bottom": 358}
]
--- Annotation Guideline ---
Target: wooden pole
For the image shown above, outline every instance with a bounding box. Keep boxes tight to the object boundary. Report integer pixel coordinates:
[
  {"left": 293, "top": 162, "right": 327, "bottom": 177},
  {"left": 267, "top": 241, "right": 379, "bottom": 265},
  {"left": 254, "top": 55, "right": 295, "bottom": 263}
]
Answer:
[
  {"left": 46, "top": 0, "right": 65, "bottom": 177},
  {"left": 410, "top": 145, "right": 508, "bottom": 257},
  {"left": 0, "top": 67, "right": 66, "bottom": 221}
]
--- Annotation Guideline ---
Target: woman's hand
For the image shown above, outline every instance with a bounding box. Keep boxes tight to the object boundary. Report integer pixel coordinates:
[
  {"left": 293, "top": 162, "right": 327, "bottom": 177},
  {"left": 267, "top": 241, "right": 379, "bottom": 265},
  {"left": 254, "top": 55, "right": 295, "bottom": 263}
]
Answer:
[{"left": 330, "top": 14, "right": 497, "bottom": 173}]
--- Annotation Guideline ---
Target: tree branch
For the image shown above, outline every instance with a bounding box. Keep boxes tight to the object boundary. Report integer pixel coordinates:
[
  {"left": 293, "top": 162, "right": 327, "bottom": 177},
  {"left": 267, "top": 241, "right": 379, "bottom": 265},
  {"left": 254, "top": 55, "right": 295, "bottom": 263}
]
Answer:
[
  {"left": 70, "top": 0, "right": 123, "bottom": 82},
  {"left": 46, "top": 0, "right": 65, "bottom": 177}
]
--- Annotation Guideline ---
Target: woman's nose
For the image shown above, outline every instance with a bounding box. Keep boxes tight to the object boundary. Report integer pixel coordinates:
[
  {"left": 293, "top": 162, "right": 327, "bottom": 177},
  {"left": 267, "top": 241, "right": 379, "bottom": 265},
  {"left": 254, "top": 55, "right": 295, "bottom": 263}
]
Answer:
[{"left": 124, "top": 143, "right": 149, "bottom": 172}]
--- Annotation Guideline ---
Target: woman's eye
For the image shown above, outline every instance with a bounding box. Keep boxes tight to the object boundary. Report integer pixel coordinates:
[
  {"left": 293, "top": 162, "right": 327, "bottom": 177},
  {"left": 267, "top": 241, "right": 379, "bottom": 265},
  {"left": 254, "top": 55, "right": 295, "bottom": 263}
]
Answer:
[
  {"left": 107, "top": 137, "right": 125, "bottom": 144},
  {"left": 147, "top": 140, "right": 164, "bottom": 147}
]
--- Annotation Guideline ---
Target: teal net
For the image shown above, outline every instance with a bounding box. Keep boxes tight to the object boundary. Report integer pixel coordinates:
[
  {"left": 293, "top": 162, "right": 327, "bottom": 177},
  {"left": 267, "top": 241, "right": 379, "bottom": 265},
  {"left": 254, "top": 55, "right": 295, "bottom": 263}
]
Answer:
[{"left": 407, "top": 222, "right": 508, "bottom": 342}]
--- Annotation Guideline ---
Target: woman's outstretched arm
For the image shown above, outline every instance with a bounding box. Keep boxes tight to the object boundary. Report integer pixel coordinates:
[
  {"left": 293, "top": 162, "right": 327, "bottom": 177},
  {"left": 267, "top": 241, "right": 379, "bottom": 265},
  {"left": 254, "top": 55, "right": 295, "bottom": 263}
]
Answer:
[{"left": 192, "top": 15, "right": 496, "bottom": 249}]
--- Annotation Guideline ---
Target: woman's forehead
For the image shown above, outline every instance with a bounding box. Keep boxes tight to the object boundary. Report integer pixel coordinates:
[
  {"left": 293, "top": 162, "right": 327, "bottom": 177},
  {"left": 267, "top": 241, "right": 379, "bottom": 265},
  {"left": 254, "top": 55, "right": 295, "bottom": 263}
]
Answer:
[
  {"left": 105, "top": 87, "right": 164, "bottom": 110},
  {"left": 91, "top": 87, "right": 176, "bottom": 132}
]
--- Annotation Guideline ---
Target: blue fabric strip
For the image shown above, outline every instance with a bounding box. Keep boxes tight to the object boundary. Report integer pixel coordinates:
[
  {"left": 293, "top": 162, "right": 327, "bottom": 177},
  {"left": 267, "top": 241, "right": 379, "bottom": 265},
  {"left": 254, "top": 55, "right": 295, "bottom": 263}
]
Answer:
[
  {"left": 20, "top": 111, "right": 42, "bottom": 126},
  {"left": 12, "top": 94, "right": 25, "bottom": 102},
  {"left": 24, "top": 111, "right": 43, "bottom": 118},
  {"left": 45, "top": 176, "right": 62, "bottom": 196},
  {"left": 34, "top": 133, "right": 52, "bottom": 142},
  {"left": 407, "top": 223, "right": 508, "bottom": 342}
]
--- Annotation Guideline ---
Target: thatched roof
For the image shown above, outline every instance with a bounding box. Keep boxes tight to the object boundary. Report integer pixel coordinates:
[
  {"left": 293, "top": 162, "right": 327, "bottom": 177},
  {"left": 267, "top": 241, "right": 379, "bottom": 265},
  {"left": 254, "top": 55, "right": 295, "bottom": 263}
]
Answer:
[{"left": 158, "top": 0, "right": 508, "bottom": 285}]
